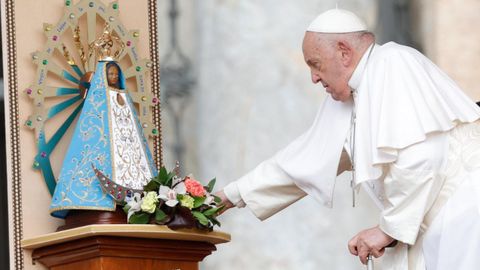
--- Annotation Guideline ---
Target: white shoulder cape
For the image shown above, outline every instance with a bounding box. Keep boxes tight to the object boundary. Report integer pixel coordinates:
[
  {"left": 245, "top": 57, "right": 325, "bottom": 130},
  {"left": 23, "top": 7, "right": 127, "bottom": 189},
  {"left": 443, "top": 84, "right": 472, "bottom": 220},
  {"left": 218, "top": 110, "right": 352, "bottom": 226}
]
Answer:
[{"left": 275, "top": 42, "right": 480, "bottom": 206}]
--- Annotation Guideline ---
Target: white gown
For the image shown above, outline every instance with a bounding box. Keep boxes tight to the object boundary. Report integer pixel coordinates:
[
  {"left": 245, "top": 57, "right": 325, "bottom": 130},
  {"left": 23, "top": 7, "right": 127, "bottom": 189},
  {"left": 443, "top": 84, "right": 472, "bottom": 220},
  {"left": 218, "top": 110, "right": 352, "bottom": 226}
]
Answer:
[{"left": 421, "top": 121, "right": 480, "bottom": 270}]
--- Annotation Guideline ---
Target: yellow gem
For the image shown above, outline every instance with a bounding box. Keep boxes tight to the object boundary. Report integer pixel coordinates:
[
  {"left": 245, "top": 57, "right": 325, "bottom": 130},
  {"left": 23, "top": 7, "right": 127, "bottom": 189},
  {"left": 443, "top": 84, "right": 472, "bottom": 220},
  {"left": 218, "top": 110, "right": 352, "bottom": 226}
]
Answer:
[
  {"left": 37, "top": 89, "right": 43, "bottom": 95},
  {"left": 44, "top": 26, "right": 52, "bottom": 32},
  {"left": 141, "top": 96, "right": 147, "bottom": 101},
  {"left": 133, "top": 32, "right": 139, "bottom": 38}
]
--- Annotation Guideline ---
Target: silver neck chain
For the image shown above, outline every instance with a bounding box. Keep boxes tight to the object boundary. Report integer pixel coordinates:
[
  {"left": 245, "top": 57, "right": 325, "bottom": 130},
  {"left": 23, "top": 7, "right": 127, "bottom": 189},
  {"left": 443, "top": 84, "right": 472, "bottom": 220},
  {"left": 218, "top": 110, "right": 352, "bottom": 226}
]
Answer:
[{"left": 349, "top": 43, "right": 375, "bottom": 208}]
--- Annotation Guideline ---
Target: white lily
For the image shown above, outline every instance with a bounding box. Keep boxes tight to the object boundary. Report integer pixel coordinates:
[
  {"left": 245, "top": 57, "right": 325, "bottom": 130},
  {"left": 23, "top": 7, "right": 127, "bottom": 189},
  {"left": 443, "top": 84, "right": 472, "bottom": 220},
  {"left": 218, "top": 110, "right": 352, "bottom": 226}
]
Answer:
[
  {"left": 203, "top": 192, "right": 215, "bottom": 205},
  {"left": 125, "top": 192, "right": 143, "bottom": 221},
  {"left": 158, "top": 177, "right": 187, "bottom": 207}
]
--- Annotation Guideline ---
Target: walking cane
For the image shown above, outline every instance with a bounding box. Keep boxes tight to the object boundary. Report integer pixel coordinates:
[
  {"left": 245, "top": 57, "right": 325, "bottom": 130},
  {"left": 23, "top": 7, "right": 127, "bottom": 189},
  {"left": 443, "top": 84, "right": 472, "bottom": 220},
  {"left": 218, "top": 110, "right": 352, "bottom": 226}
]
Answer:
[
  {"left": 365, "top": 239, "right": 398, "bottom": 270},
  {"left": 366, "top": 254, "right": 374, "bottom": 270}
]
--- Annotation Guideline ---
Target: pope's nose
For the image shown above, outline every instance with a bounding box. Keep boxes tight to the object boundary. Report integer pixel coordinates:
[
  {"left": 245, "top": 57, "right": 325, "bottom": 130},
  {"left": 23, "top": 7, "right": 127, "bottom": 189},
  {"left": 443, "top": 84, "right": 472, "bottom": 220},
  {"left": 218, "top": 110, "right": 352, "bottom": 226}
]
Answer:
[{"left": 311, "top": 72, "right": 322, "bottom": 84}]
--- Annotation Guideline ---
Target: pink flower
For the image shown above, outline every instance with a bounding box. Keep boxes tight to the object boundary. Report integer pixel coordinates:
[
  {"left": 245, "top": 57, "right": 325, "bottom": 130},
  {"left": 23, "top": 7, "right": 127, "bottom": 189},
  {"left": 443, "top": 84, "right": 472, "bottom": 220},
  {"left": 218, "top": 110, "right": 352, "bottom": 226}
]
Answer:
[{"left": 184, "top": 177, "right": 206, "bottom": 197}]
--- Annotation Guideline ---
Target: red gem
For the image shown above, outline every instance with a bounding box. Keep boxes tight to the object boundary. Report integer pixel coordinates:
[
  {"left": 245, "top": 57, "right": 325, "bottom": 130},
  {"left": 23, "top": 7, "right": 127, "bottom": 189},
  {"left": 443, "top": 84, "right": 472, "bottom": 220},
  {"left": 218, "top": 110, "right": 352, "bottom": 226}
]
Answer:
[
  {"left": 52, "top": 35, "right": 58, "bottom": 41},
  {"left": 26, "top": 88, "right": 32, "bottom": 95},
  {"left": 118, "top": 187, "right": 122, "bottom": 191},
  {"left": 152, "top": 97, "right": 158, "bottom": 104},
  {"left": 107, "top": 181, "right": 111, "bottom": 184},
  {"left": 110, "top": 190, "right": 114, "bottom": 195},
  {"left": 126, "top": 41, "right": 131, "bottom": 46},
  {"left": 117, "top": 194, "right": 121, "bottom": 199}
]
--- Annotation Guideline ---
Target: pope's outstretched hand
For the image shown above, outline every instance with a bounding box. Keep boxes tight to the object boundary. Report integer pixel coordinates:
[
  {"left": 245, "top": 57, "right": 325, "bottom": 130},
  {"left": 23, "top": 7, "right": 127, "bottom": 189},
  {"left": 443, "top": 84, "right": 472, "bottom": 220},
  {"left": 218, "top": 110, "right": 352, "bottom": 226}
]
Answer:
[{"left": 215, "top": 190, "right": 235, "bottom": 215}]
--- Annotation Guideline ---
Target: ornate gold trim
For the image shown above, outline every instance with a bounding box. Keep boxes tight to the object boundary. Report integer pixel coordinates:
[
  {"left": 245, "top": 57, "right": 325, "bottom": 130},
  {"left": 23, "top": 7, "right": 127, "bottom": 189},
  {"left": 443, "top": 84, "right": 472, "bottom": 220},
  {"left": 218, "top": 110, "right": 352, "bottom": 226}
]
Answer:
[
  {"left": 148, "top": 0, "right": 163, "bottom": 168},
  {"left": 5, "top": 0, "right": 24, "bottom": 268}
]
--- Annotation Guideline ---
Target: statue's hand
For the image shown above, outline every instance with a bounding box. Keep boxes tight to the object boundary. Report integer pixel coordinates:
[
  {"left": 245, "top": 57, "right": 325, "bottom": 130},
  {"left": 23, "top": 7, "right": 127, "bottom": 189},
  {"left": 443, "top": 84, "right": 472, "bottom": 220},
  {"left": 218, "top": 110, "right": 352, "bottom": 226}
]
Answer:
[{"left": 214, "top": 189, "right": 234, "bottom": 215}]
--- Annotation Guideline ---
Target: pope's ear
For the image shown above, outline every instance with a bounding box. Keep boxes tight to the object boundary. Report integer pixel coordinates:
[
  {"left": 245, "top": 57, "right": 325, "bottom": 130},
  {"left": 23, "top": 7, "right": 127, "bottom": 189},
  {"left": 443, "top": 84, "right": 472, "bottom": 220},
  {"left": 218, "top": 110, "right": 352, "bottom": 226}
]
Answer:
[{"left": 337, "top": 41, "right": 353, "bottom": 66}]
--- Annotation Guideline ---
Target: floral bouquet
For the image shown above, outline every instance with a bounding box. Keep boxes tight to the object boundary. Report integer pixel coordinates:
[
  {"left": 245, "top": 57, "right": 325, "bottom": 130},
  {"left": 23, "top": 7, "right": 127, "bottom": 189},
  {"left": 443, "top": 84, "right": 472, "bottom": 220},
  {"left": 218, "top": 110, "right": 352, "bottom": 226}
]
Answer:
[{"left": 123, "top": 167, "right": 223, "bottom": 231}]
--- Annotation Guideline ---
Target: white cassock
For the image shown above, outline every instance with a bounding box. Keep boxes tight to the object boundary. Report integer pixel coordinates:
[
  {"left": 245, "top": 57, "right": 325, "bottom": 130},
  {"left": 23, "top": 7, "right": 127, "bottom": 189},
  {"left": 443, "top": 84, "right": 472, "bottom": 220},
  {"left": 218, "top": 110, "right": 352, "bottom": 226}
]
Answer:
[{"left": 224, "top": 42, "right": 480, "bottom": 270}]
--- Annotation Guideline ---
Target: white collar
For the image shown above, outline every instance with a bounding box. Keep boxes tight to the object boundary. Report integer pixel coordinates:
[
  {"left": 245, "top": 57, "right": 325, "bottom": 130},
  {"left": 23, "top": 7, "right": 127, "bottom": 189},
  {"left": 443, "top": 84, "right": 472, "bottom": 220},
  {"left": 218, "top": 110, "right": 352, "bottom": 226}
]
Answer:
[{"left": 348, "top": 43, "right": 375, "bottom": 90}]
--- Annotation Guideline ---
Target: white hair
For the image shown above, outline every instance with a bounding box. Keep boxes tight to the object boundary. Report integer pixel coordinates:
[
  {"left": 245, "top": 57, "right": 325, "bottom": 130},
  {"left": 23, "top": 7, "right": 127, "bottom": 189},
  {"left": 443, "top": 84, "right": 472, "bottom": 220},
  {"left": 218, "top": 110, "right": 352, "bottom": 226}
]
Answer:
[{"left": 315, "top": 31, "right": 375, "bottom": 52}]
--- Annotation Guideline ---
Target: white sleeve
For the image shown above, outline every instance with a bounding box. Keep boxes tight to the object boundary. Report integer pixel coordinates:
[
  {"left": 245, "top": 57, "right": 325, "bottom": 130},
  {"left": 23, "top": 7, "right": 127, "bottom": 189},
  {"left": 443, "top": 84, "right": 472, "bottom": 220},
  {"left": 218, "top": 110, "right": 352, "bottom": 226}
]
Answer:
[
  {"left": 379, "top": 132, "right": 448, "bottom": 245},
  {"left": 231, "top": 157, "right": 307, "bottom": 221},
  {"left": 223, "top": 181, "right": 246, "bottom": 208}
]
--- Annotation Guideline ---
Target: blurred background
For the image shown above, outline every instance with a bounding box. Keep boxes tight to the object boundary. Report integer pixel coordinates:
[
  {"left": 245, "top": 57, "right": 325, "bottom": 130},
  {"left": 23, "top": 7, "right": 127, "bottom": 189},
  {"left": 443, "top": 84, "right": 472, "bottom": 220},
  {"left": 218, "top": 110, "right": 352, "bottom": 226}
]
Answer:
[{"left": 156, "top": 0, "right": 480, "bottom": 269}]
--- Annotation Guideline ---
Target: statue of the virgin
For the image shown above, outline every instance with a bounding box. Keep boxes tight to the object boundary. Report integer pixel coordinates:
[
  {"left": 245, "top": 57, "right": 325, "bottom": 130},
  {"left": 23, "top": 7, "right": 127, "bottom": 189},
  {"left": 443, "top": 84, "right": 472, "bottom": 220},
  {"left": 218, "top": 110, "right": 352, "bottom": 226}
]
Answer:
[{"left": 50, "top": 29, "right": 157, "bottom": 218}]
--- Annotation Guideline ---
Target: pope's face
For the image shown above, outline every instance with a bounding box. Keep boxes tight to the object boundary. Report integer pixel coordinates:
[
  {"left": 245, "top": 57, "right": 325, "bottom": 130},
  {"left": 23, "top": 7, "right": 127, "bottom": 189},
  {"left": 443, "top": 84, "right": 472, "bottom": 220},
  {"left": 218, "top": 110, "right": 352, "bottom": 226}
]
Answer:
[
  {"left": 302, "top": 32, "right": 352, "bottom": 102},
  {"left": 107, "top": 65, "right": 119, "bottom": 87}
]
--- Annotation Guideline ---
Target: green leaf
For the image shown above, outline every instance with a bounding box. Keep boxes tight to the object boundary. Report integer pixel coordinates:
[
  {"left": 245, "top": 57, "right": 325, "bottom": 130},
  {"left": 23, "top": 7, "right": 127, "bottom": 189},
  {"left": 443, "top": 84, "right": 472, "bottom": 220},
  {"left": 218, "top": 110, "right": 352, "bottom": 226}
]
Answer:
[
  {"left": 203, "top": 206, "right": 224, "bottom": 217},
  {"left": 122, "top": 204, "right": 131, "bottom": 214},
  {"left": 205, "top": 178, "right": 216, "bottom": 193},
  {"left": 192, "top": 211, "right": 209, "bottom": 226},
  {"left": 213, "top": 195, "right": 222, "bottom": 204},
  {"left": 164, "top": 172, "right": 176, "bottom": 187},
  {"left": 154, "top": 208, "right": 168, "bottom": 223},
  {"left": 156, "top": 167, "right": 169, "bottom": 185},
  {"left": 193, "top": 196, "right": 206, "bottom": 208},
  {"left": 209, "top": 216, "right": 221, "bottom": 227},
  {"left": 128, "top": 212, "right": 150, "bottom": 224},
  {"left": 144, "top": 180, "right": 160, "bottom": 192}
]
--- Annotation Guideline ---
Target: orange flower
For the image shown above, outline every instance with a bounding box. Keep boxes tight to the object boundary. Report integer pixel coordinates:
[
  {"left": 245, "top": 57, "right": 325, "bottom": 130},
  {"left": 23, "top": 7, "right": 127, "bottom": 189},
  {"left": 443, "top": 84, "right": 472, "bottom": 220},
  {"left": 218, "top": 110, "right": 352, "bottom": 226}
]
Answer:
[{"left": 184, "top": 177, "right": 206, "bottom": 197}]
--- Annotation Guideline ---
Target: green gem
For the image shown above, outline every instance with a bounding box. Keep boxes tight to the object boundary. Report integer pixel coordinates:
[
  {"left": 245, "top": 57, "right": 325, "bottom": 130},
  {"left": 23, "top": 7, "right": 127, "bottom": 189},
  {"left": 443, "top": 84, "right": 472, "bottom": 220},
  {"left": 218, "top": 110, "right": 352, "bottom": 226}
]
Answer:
[
  {"left": 152, "top": 128, "right": 158, "bottom": 135},
  {"left": 89, "top": 2, "right": 94, "bottom": 7},
  {"left": 113, "top": 3, "right": 118, "bottom": 9},
  {"left": 33, "top": 161, "right": 40, "bottom": 168},
  {"left": 42, "top": 59, "right": 48, "bottom": 65},
  {"left": 65, "top": 0, "right": 71, "bottom": 6},
  {"left": 136, "top": 66, "right": 141, "bottom": 72},
  {"left": 26, "top": 120, "right": 32, "bottom": 126}
]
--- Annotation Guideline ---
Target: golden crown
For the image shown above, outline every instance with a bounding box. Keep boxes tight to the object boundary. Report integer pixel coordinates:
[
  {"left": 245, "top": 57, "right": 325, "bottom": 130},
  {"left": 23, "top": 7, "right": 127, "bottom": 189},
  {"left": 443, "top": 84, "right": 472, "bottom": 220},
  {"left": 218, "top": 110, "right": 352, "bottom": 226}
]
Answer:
[{"left": 88, "top": 23, "right": 125, "bottom": 62}]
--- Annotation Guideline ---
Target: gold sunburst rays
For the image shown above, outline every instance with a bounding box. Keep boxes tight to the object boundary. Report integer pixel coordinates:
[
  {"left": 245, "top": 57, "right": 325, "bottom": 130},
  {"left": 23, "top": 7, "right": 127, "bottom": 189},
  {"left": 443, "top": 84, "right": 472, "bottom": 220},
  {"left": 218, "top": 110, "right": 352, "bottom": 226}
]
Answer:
[{"left": 27, "top": 0, "right": 159, "bottom": 137}]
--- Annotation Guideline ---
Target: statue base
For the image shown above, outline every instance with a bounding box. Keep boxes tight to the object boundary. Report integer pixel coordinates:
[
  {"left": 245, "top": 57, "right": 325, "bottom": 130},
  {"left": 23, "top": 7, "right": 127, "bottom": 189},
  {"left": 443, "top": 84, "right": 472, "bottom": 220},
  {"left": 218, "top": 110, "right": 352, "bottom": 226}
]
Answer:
[{"left": 58, "top": 205, "right": 126, "bottom": 231}]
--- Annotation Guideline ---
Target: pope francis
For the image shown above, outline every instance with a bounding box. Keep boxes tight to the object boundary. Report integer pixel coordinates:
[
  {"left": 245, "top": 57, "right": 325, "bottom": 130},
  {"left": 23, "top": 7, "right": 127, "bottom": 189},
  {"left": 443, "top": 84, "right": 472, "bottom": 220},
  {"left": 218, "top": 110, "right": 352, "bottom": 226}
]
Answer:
[{"left": 216, "top": 8, "right": 480, "bottom": 270}]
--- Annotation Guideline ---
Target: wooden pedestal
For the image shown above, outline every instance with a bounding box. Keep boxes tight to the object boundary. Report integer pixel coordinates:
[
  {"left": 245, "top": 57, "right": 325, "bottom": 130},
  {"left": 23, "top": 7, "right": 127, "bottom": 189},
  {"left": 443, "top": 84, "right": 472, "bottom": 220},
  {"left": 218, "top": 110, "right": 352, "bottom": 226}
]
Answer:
[{"left": 21, "top": 225, "right": 230, "bottom": 270}]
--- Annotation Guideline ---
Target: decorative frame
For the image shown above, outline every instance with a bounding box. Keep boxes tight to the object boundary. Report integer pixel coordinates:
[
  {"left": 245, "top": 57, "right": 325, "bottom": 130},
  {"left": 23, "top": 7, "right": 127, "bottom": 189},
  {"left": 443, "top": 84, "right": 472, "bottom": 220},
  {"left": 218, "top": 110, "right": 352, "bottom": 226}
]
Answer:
[
  {"left": 4, "top": 0, "right": 23, "bottom": 268},
  {"left": 2, "top": 1, "right": 163, "bottom": 269}
]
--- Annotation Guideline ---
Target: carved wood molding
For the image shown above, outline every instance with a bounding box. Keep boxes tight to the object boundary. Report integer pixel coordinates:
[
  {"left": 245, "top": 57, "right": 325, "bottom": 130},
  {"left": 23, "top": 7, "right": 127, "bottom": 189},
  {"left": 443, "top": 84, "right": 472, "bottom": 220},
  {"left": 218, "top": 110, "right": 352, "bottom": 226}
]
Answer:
[{"left": 32, "top": 236, "right": 215, "bottom": 269}]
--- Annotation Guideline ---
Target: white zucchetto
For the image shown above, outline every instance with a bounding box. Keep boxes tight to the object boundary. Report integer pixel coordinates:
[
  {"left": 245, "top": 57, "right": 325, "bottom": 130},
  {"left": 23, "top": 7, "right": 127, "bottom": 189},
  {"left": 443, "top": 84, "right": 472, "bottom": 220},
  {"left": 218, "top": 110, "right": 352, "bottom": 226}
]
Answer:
[{"left": 307, "top": 8, "right": 367, "bottom": 33}]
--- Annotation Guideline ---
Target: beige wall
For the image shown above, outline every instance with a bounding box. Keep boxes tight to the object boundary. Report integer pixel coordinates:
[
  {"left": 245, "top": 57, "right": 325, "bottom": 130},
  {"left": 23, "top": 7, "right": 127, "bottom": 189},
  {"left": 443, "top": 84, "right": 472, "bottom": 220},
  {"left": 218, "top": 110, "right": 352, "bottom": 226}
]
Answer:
[
  {"left": 412, "top": 0, "right": 480, "bottom": 100},
  {"left": 5, "top": 1, "right": 152, "bottom": 269}
]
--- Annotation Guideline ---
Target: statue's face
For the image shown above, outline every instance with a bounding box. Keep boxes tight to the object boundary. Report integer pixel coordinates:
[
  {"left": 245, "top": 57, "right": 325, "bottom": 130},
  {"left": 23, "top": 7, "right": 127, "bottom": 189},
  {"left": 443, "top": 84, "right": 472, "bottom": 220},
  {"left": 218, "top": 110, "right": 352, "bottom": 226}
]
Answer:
[{"left": 107, "top": 65, "right": 119, "bottom": 87}]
